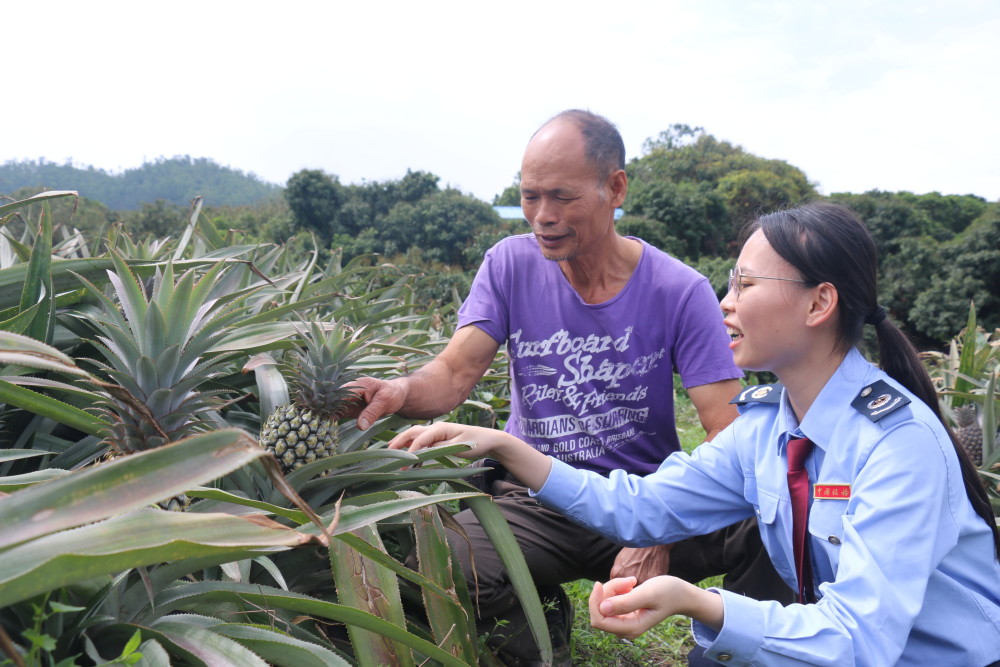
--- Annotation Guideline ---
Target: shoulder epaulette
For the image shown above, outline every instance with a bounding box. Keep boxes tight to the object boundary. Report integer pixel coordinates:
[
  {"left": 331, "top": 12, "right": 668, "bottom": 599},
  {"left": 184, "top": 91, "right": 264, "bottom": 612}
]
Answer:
[
  {"left": 730, "top": 383, "right": 783, "bottom": 405},
  {"left": 850, "top": 379, "right": 911, "bottom": 422}
]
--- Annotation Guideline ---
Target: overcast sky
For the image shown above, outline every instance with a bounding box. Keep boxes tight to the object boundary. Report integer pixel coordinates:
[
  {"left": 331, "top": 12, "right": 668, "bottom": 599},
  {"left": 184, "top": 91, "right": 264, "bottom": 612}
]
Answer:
[{"left": 6, "top": 1, "right": 998, "bottom": 204}]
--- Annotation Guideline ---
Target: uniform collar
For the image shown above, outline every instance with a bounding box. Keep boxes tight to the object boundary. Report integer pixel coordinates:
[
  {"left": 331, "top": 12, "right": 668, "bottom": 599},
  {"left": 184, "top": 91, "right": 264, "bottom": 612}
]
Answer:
[{"left": 777, "top": 348, "right": 879, "bottom": 454}]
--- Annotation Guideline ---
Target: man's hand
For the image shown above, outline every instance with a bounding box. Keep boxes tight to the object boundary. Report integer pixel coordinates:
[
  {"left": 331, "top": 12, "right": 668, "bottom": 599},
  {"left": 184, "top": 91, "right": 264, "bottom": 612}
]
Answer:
[
  {"left": 610, "top": 545, "right": 673, "bottom": 584},
  {"left": 346, "top": 377, "right": 408, "bottom": 431},
  {"left": 346, "top": 325, "right": 502, "bottom": 430}
]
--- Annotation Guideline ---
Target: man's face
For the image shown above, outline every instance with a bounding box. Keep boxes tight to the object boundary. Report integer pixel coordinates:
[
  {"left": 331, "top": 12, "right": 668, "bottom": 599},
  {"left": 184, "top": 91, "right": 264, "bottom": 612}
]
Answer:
[{"left": 519, "top": 120, "right": 623, "bottom": 263}]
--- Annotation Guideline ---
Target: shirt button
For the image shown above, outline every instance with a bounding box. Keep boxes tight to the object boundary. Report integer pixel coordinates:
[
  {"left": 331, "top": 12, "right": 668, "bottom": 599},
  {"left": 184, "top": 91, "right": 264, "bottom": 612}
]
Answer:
[
  {"left": 716, "top": 653, "right": 733, "bottom": 662},
  {"left": 828, "top": 535, "right": 842, "bottom": 545}
]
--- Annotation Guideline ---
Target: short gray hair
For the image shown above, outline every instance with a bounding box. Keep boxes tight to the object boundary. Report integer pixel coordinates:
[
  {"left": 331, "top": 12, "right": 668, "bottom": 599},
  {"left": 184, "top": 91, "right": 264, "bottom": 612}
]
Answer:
[{"left": 537, "top": 109, "right": 626, "bottom": 188}]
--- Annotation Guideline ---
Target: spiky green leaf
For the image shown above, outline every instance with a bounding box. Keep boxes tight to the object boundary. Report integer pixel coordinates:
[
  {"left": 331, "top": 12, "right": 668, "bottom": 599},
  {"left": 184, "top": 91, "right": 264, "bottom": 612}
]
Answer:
[
  {"left": 330, "top": 523, "right": 414, "bottom": 667},
  {"left": 151, "top": 582, "right": 469, "bottom": 666},
  {"left": 0, "top": 378, "right": 106, "bottom": 435},
  {"left": 0, "top": 510, "right": 314, "bottom": 608},
  {"left": 0, "top": 429, "right": 265, "bottom": 550}
]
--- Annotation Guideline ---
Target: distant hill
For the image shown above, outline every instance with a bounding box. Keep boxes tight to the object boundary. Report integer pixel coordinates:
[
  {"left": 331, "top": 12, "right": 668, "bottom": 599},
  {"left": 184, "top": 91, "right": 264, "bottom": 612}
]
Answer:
[{"left": 0, "top": 156, "right": 282, "bottom": 210}]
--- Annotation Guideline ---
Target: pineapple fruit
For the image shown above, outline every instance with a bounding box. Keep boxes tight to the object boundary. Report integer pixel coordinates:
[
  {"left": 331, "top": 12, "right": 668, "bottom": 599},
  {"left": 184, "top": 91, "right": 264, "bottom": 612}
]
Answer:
[
  {"left": 954, "top": 404, "right": 983, "bottom": 466},
  {"left": 260, "top": 321, "right": 373, "bottom": 474}
]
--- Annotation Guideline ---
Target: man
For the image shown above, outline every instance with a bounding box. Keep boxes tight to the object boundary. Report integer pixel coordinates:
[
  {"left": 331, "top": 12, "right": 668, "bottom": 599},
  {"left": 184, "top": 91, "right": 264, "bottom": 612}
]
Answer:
[{"left": 352, "top": 110, "right": 784, "bottom": 665}]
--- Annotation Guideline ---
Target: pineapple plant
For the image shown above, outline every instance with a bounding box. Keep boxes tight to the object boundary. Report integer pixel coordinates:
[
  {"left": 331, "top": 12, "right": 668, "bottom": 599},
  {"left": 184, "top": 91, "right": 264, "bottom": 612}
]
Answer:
[
  {"left": 74, "top": 255, "right": 248, "bottom": 506},
  {"left": 259, "top": 320, "right": 373, "bottom": 474},
  {"left": 955, "top": 404, "right": 983, "bottom": 466}
]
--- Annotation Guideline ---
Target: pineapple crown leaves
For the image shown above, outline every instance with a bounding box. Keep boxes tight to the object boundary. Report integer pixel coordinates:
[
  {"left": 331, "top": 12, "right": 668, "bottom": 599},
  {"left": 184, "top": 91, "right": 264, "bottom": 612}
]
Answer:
[
  {"left": 73, "top": 253, "right": 255, "bottom": 452},
  {"left": 73, "top": 254, "right": 248, "bottom": 383},
  {"left": 86, "top": 372, "right": 233, "bottom": 456},
  {"left": 954, "top": 404, "right": 980, "bottom": 428},
  {"left": 283, "top": 320, "right": 377, "bottom": 420}
]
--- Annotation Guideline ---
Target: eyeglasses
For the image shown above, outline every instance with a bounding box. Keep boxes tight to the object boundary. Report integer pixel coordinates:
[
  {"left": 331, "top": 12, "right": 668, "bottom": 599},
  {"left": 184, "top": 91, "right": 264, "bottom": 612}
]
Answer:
[{"left": 728, "top": 266, "right": 809, "bottom": 300}]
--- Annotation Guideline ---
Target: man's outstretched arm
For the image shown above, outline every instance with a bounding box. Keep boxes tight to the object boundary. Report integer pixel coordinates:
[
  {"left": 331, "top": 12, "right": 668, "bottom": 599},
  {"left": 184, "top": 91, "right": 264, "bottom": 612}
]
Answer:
[{"left": 352, "top": 324, "right": 501, "bottom": 430}]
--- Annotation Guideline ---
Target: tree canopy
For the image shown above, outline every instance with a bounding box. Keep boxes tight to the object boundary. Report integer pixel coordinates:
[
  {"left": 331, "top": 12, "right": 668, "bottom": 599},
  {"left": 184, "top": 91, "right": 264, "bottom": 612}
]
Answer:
[
  {"left": 284, "top": 168, "right": 503, "bottom": 271},
  {"left": 621, "top": 125, "right": 818, "bottom": 257},
  {"left": 5, "top": 130, "right": 996, "bottom": 348}
]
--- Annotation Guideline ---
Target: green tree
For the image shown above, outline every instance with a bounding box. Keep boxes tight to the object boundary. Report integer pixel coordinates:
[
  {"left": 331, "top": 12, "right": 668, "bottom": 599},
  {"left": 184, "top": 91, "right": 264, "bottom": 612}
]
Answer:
[
  {"left": 378, "top": 189, "right": 501, "bottom": 268},
  {"left": 828, "top": 191, "right": 1000, "bottom": 344},
  {"left": 284, "top": 169, "right": 346, "bottom": 241},
  {"left": 911, "top": 206, "right": 1000, "bottom": 339},
  {"left": 830, "top": 191, "right": 950, "bottom": 253},
  {"left": 623, "top": 180, "right": 728, "bottom": 256},
  {"left": 716, "top": 167, "right": 814, "bottom": 225},
  {"left": 120, "top": 199, "right": 185, "bottom": 238},
  {"left": 493, "top": 173, "right": 522, "bottom": 206},
  {"left": 877, "top": 235, "right": 941, "bottom": 331},
  {"left": 626, "top": 127, "right": 817, "bottom": 253},
  {"left": 396, "top": 169, "right": 440, "bottom": 203},
  {"left": 900, "top": 191, "right": 988, "bottom": 236},
  {"left": 616, "top": 215, "right": 684, "bottom": 256},
  {"left": 640, "top": 123, "right": 704, "bottom": 152}
]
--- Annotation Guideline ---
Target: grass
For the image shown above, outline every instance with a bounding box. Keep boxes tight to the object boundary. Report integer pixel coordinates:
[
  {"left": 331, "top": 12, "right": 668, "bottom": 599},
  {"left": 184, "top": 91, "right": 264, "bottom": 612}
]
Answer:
[
  {"left": 563, "top": 388, "right": 721, "bottom": 666},
  {"left": 563, "top": 578, "right": 696, "bottom": 666}
]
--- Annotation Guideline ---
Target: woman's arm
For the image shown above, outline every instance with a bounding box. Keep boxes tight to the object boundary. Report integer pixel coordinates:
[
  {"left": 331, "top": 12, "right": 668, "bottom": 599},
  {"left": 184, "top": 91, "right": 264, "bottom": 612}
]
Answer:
[{"left": 387, "top": 422, "right": 553, "bottom": 490}]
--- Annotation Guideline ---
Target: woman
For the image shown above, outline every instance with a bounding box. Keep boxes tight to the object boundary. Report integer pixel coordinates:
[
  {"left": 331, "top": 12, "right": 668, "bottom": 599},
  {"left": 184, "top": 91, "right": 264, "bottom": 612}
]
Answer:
[{"left": 389, "top": 203, "right": 1000, "bottom": 666}]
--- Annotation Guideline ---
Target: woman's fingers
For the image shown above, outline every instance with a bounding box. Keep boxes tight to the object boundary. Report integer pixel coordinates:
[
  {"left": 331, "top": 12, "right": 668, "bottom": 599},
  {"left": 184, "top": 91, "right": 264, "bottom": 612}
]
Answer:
[
  {"left": 589, "top": 576, "right": 672, "bottom": 640},
  {"left": 600, "top": 577, "right": 638, "bottom": 597},
  {"left": 589, "top": 578, "right": 642, "bottom": 634},
  {"left": 387, "top": 423, "right": 476, "bottom": 454}
]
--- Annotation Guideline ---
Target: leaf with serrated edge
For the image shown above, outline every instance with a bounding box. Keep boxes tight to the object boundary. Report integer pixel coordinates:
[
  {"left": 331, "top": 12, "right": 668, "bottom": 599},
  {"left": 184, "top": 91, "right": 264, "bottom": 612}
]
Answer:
[
  {"left": 151, "top": 582, "right": 468, "bottom": 666},
  {"left": 330, "top": 523, "right": 414, "bottom": 667},
  {"left": 467, "top": 495, "right": 554, "bottom": 664},
  {"left": 211, "top": 623, "right": 351, "bottom": 667},
  {"left": 410, "top": 497, "right": 477, "bottom": 663},
  {"left": 0, "top": 429, "right": 263, "bottom": 550},
  {"left": 0, "top": 510, "right": 315, "bottom": 608},
  {"left": 152, "top": 616, "right": 270, "bottom": 666}
]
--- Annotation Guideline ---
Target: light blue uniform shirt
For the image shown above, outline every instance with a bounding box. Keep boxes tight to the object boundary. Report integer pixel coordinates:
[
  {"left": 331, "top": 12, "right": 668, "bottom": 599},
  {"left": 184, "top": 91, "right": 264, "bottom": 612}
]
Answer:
[{"left": 536, "top": 348, "right": 1000, "bottom": 666}]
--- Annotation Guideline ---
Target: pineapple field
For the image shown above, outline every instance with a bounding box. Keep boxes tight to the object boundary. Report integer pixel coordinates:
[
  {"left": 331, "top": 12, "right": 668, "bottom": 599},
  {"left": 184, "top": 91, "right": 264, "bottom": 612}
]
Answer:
[
  {"left": 0, "top": 191, "right": 541, "bottom": 666},
  {"left": 0, "top": 190, "right": 997, "bottom": 666}
]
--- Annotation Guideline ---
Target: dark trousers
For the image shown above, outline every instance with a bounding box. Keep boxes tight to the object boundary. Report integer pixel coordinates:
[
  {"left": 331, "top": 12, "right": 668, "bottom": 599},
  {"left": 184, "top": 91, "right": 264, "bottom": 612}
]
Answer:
[{"left": 447, "top": 474, "right": 794, "bottom": 663}]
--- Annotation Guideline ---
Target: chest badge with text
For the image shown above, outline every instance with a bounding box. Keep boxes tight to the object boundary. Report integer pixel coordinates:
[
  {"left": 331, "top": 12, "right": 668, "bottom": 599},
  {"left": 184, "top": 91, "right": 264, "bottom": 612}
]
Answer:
[{"left": 814, "top": 484, "right": 851, "bottom": 499}]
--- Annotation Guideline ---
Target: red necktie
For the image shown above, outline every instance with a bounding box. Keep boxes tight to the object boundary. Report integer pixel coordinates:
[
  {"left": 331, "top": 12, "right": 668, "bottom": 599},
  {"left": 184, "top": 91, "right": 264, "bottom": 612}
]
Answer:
[{"left": 787, "top": 437, "right": 815, "bottom": 604}]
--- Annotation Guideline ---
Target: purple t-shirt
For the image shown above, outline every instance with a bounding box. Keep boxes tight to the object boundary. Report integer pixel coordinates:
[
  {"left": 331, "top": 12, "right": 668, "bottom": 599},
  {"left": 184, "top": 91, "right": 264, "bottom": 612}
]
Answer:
[{"left": 458, "top": 234, "right": 741, "bottom": 476}]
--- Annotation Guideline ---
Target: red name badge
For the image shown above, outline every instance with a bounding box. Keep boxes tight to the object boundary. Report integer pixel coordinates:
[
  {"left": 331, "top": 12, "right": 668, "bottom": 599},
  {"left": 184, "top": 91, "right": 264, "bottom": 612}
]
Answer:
[{"left": 814, "top": 484, "right": 851, "bottom": 499}]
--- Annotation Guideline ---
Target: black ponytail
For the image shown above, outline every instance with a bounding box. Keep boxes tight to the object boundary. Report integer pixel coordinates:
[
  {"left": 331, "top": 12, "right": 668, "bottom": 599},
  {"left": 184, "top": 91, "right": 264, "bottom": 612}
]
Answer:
[
  {"left": 753, "top": 203, "right": 1000, "bottom": 560},
  {"left": 873, "top": 317, "right": 1000, "bottom": 559}
]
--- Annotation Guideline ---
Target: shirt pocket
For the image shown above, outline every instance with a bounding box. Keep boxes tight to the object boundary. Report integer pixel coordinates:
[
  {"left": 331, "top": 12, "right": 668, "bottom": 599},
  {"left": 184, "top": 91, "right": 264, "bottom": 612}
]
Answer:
[
  {"left": 744, "top": 475, "right": 779, "bottom": 525},
  {"left": 747, "top": 482, "right": 796, "bottom": 584},
  {"left": 754, "top": 487, "right": 779, "bottom": 525},
  {"left": 808, "top": 500, "right": 847, "bottom": 574}
]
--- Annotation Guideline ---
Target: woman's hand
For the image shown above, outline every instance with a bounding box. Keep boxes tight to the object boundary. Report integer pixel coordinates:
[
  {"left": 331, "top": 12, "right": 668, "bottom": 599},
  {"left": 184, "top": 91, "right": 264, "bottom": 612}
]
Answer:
[
  {"left": 387, "top": 422, "right": 518, "bottom": 459},
  {"left": 589, "top": 577, "right": 669, "bottom": 639},
  {"left": 589, "top": 575, "right": 724, "bottom": 639},
  {"left": 388, "top": 422, "right": 554, "bottom": 490}
]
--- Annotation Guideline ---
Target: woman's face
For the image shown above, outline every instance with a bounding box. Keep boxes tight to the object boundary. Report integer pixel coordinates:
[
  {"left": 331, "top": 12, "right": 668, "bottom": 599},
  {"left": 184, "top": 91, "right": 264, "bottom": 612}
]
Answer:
[{"left": 721, "top": 229, "right": 816, "bottom": 375}]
